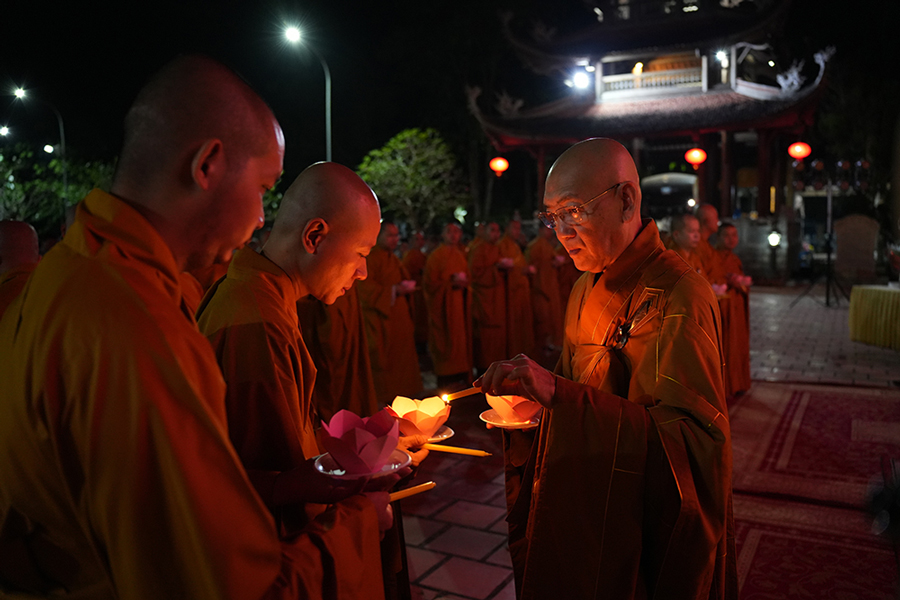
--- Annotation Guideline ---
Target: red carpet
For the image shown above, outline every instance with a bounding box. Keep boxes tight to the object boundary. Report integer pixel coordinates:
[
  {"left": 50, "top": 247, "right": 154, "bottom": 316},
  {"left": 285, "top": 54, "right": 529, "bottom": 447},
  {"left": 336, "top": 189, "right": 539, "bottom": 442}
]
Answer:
[
  {"left": 729, "top": 382, "right": 900, "bottom": 507},
  {"left": 734, "top": 495, "right": 896, "bottom": 599}
]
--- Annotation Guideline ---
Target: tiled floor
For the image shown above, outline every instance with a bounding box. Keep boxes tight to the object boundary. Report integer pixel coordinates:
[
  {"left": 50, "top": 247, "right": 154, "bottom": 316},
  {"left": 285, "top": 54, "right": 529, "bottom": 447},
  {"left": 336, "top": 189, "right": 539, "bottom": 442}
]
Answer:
[{"left": 401, "top": 284, "right": 900, "bottom": 599}]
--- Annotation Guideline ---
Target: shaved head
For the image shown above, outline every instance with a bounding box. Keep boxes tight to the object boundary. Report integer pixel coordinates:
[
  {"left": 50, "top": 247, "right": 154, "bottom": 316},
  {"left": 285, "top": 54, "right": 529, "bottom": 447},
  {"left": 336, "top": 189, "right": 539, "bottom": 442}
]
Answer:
[
  {"left": 0, "top": 220, "right": 40, "bottom": 275},
  {"left": 696, "top": 203, "right": 719, "bottom": 237},
  {"left": 264, "top": 162, "right": 381, "bottom": 304},
  {"left": 671, "top": 213, "right": 700, "bottom": 251},
  {"left": 543, "top": 138, "right": 642, "bottom": 273}
]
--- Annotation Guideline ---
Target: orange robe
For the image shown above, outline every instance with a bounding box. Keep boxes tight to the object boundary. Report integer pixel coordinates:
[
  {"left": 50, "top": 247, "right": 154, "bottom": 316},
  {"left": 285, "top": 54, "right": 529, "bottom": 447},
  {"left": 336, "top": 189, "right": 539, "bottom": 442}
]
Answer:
[
  {"left": 497, "top": 235, "right": 534, "bottom": 358},
  {"left": 468, "top": 239, "right": 507, "bottom": 370},
  {"left": 708, "top": 249, "right": 751, "bottom": 397},
  {"left": 196, "top": 246, "right": 320, "bottom": 526},
  {"left": 179, "top": 270, "right": 205, "bottom": 315},
  {"left": 298, "top": 283, "right": 380, "bottom": 420},
  {"left": 401, "top": 247, "right": 428, "bottom": 345},
  {"left": 695, "top": 237, "right": 718, "bottom": 281},
  {"left": 189, "top": 258, "right": 230, "bottom": 293},
  {"left": 422, "top": 243, "right": 471, "bottom": 377},
  {"left": 525, "top": 236, "right": 563, "bottom": 352},
  {"left": 358, "top": 245, "right": 423, "bottom": 406},
  {"left": 668, "top": 240, "right": 709, "bottom": 281},
  {"left": 0, "top": 189, "right": 384, "bottom": 600},
  {"left": 0, "top": 262, "right": 37, "bottom": 318},
  {"left": 505, "top": 219, "right": 736, "bottom": 600}
]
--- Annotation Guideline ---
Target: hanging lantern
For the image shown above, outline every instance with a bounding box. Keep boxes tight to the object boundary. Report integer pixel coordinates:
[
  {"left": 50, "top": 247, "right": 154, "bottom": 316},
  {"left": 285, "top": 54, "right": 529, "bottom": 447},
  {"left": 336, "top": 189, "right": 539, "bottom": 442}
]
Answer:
[
  {"left": 489, "top": 157, "right": 509, "bottom": 177},
  {"left": 684, "top": 148, "right": 707, "bottom": 170},
  {"left": 787, "top": 142, "right": 811, "bottom": 160}
]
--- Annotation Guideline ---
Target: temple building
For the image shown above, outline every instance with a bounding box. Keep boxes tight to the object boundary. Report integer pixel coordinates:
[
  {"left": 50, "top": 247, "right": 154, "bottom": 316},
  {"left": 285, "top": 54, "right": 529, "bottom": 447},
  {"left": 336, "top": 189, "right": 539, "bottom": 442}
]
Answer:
[{"left": 468, "top": 0, "right": 831, "bottom": 224}]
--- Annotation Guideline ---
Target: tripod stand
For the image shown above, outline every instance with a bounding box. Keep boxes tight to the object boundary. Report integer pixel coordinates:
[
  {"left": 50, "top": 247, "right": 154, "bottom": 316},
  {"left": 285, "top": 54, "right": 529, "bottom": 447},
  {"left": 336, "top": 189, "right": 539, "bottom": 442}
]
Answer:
[{"left": 790, "top": 179, "right": 850, "bottom": 308}]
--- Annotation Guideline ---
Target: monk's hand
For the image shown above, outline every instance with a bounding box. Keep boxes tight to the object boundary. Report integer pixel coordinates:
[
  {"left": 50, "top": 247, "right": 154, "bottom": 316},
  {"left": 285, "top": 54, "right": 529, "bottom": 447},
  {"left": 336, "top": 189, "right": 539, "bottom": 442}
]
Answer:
[
  {"left": 363, "top": 491, "right": 394, "bottom": 532},
  {"left": 398, "top": 434, "right": 430, "bottom": 467},
  {"left": 474, "top": 353, "right": 556, "bottom": 409},
  {"left": 274, "top": 459, "right": 366, "bottom": 505}
]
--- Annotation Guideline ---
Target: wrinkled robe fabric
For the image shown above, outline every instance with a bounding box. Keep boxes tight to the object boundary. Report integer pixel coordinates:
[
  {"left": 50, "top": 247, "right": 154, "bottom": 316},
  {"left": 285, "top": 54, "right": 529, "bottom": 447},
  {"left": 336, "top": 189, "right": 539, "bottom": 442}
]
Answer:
[
  {"left": 196, "top": 247, "right": 321, "bottom": 521},
  {"left": 498, "top": 235, "right": 534, "bottom": 358},
  {"left": 0, "top": 189, "right": 384, "bottom": 600},
  {"left": 401, "top": 247, "right": 428, "bottom": 345},
  {"left": 0, "top": 262, "right": 36, "bottom": 319},
  {"left": 359, "top": 245, "right": 423, "bottom": 406},
  {"left": 422, "top": 243, "right": 472, "bottom": 377},
  {"left": 298, "top": 283, "right": 381, "bottom": 420},
  {"left": 506, "top": 219, "right": 737, "bottom": 600},
  {"left": 179, "top": 270, "right": 205, "bottom": 315},
  {"left": 708, "top": 249, "right": 751, "bottom": 397},
  {"left": 469, "top": 240, "right": 507, "bottom": 370},
  {"left": 189, "top": 258, "right": 231, "bottom": 293},
  {"left": 525, "top": 236, "right": 563, "bottom": 353}
]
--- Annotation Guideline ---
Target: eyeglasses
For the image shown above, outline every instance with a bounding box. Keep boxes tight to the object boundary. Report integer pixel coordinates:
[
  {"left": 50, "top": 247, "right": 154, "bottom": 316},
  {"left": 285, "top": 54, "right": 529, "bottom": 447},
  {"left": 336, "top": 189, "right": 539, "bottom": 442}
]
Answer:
[{"left": 538, "top": 182, "right": 625, "bottom": 229}]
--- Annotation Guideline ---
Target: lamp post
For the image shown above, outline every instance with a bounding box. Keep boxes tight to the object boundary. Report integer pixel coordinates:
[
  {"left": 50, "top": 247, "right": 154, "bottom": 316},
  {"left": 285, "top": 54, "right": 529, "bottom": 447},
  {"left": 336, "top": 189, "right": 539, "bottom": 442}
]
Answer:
[
  {"left": 284, "top": 26, "right": 332, "bottom": 162},
  {"left": 14, "top": 87, "right": 68, "bottom": 204}
]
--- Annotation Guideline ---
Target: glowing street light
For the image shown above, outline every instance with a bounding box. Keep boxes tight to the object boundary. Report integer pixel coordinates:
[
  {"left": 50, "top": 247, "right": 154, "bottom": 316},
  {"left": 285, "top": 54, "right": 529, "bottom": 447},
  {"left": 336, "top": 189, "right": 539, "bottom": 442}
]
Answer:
[
  {"left": 284, "top": 25, "right": 332, "bottom": 162},
  {"left": 489, "top": 156, "right": 509, "bottom": 177},
  {"left": 0, "top": 126, "right": 9, "bottom": 136},
  {"left": 572, "top": 70, "right": 591, "bottom": 89},
  {"left": 13, "top": 86, "right": 68, "bottom": 202}
]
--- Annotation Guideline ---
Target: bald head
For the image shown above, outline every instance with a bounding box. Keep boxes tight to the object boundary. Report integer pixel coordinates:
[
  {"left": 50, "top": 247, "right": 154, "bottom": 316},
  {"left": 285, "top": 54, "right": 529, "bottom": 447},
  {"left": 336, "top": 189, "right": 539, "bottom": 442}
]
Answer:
[
  {"left": 543, "top": 138, "right": 642, "bottom": 273},
  {"left": 264, "top": 162, "right": 381, "bottom": 304},
  {"left": 0, "top": 221, "right": 40, "bottom": 276},
  {"left": 696, "top": 204, "right": 719, "bottom": 238},
  {"left": 670, "top": 213, "right": 700, "bottom": 252}
]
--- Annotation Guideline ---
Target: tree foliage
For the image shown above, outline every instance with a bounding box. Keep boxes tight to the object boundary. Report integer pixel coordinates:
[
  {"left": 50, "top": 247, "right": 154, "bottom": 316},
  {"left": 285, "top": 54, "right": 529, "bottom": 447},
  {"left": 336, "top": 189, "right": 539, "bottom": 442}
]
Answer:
[
  {"left": 0, "top": 144, "right": 114, "bottom": 241},
  {"left": 356, "top": 128, "right": 468, "bottom": 232}
]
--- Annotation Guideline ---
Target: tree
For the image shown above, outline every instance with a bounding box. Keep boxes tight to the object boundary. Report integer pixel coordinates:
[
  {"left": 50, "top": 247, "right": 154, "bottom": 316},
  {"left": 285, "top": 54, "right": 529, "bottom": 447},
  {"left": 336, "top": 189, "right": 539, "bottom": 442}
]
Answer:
[
  {"left": 356, "top": 128, "right": 468, "bottom": 232},
  {"left": 0, "top": 144, "right": 114, "bottom": 241}
]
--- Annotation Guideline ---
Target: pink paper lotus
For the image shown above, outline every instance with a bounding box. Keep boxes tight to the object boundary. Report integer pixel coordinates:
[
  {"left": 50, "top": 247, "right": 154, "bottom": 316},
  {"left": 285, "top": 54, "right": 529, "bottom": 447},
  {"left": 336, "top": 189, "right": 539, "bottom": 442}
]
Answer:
[
  {"left": 320, "top": 409, "right": 399, "bottom": 475},
  {"left": 485, "top": 394, "right": 542, "bottom": 423},
  {"left": 386, "top": 396, "right": 450, "bottom": 438}
]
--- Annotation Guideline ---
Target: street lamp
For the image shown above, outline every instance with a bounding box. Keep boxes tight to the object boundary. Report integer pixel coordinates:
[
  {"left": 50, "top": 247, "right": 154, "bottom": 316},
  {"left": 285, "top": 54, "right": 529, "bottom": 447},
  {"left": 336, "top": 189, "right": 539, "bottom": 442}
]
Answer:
[
  {"left": 13, "top": 87, "right": 68, "bottom": 203},
  {"left": 0, "top": 126, "right": 9, "bottom": 136},
  {"left": 284, "top": 26, "right": 332, "bottom": 162}
]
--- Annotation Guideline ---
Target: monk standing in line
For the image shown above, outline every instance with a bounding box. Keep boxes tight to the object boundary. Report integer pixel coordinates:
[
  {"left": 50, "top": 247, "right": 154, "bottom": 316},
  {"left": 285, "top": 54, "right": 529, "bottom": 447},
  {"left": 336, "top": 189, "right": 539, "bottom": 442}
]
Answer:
[
  {"left": 359, "top": 221, "right": 423, "bottom": 405},
  {"left": 477, "top": 138, "right": 736, "bottom": 600},
  {"left": 401, "top": 230, "right": 429, "bottom": 348},
  {"left": 0, "top": 220, "right": 40, "bottom": 317},
  {"left": 469, "top": 221, "right": 507, "bottom": 375},
  {"left": 525, "top": 223, "right": 563, "bottom": 365},
  {"left": 423, "top": 222, "right": 472, "bottom": 388},
  {"left": 709, "top": 222, "right": 752, "bottom": 400},
  {"left": 667, "top": 212, "right": 709, "bottom": 279},
  {"left": 298, "top": 283, "right": 382, "bottom": 420},
  {"left": 695, "top": 203, "right": 721, "bottom": 276},
  {"left": 0, "top": 56, "right": 388, "bottom": 600},
  {"left": 498, "top": 218, "right": 535, "bottom": 358}
]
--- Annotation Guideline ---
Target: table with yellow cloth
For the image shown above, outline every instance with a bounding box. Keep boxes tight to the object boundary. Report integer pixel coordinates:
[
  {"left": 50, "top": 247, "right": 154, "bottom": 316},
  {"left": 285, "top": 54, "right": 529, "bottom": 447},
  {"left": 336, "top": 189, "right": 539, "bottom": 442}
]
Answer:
[{"left": 849, "top": 284, "right": 900, "bottom": 351}]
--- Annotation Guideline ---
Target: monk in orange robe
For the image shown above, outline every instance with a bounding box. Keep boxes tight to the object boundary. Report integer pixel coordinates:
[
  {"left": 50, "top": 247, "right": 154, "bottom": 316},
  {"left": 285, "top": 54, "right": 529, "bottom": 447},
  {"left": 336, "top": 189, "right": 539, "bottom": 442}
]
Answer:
[
  {"left": 0, "top": 57, "right": 386, "bottom": 599},
  {"left": 498, "top": 219, "right": 535, "bottom": 358},
  {"left": 401, "top": 230, "right": 429, "bottom": 346},
  {"left": 0, "top": 220, "right": 40, "bottom": 318},
  {"left": 359, "top": 221, "right": 423, "bottom": 406},
  {"left": 477, "top": 138, "right": 736, "bottom": 600},
  {"left": 525, "top": 223, "right": 563, "bottom": 361},
  {"left": 423, "top": 222, "right": 472, "bottom": 386},
  {"left": 188, "top": 255, "right": 231, "bottom": 292},
  {"left": 695, "top": 203, "right": 721, "bottom": 277},
  {"left": 667, "top": 212, "right": 710, "bottom": 280},
  {"left": 468, "top": 221, "right": 507, "bottom": 373},
  {"left": 708, "top": 223, "right": 752, "bottom": 399},
  {"left": 555, "top": 242, "right": 581, "bottom": 307}
]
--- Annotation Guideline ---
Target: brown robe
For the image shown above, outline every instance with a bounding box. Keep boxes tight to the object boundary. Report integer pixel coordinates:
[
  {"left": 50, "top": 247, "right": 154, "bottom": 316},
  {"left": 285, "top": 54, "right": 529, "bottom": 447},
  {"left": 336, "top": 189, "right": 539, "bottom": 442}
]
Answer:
[
  {"left": 505, "top": 219, "right": 736, "bottom": 600},
  {"left": 708, "top": 249, "right": 751, "bottom": 397},
  {"left": 297, "top": 283, "right": 380, "bottom": 420},
  {"left": 555, "top": 244, "right": 581, "bottom": 315},
  {"left": 498, "top": 235, "right": 534, "bottom": 358},
  {"left": 469, "top": 239, "right": 507, "bottom": 370},
  {"left": 422, "top": 243, "right": 471, "bottom": 377},
  {"left": 358, "top": 245, "right": 423, "bottom": 406},
  {"left": 401, "top": 247, "right": 429, "bottom": 345},
  {"left": 525, "top": 235, "right": 563, "bottom": 353}
]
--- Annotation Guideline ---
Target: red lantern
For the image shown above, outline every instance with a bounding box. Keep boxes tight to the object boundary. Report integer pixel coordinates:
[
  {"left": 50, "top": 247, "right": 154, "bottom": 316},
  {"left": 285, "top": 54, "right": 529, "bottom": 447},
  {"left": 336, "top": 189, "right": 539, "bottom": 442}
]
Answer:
[
  {"left": 787, "top": 142, "right": 811, "bottom": 160},
  {"left": 489, "top": 157, "right": 509, "bottom": 177},
  {"left": 684, "top": 148, "right": 707, "bottom": 170}
]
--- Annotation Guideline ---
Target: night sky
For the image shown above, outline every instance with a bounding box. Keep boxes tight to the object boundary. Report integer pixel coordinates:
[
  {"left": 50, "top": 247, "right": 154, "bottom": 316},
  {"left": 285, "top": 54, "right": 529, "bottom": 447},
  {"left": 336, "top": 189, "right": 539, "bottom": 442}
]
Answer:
[{"left": 1, "top": 0, "right": 894, "bottom": 193}]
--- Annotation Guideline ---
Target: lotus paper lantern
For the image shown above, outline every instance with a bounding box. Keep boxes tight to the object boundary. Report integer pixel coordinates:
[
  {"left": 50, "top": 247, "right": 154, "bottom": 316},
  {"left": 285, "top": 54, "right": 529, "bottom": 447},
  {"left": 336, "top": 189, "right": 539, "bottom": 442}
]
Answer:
[
  {"left": 485, "top": 394, "right": 542, "bottom": 423},
  {"left": 320, "top": 409, "right": 399, "bottom": 475},
  {"left": 387, "top": 396, "right": 451, "bottom": 438}
]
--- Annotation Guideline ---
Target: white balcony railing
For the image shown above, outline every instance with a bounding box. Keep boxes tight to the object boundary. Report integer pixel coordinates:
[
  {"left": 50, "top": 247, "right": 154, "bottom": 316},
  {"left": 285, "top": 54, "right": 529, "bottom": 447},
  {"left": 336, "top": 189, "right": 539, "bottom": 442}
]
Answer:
[{"left": 602, "top": 67, "right": 703, "bottom": 93}]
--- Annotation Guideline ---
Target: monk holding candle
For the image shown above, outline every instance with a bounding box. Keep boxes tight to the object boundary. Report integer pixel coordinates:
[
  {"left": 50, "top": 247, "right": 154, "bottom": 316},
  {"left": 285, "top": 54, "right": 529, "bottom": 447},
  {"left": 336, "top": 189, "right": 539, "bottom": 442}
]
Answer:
[
  {"left": 358, "top": 221, "right": 423, "bottom": 405},
  {"left": 525, "top": 222, "right": 564, "bottom": 362},
  {"left": 498, "top": 218, "right": 535, "bottom": 358},
  {"left": 423, "top": 222, "right": 472, "bottom": 387},
  {"left": 401, "top": 230, "right": 429, "bottom": 347},
  {"left": 0, "top": 56, "right": 388, "bottom": 600},
  {"left": 469, "top": 221, "right": 507, "bottom": 373},
  {"left": 477, "top": 138, "right": 736, "bottom": 600}
]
